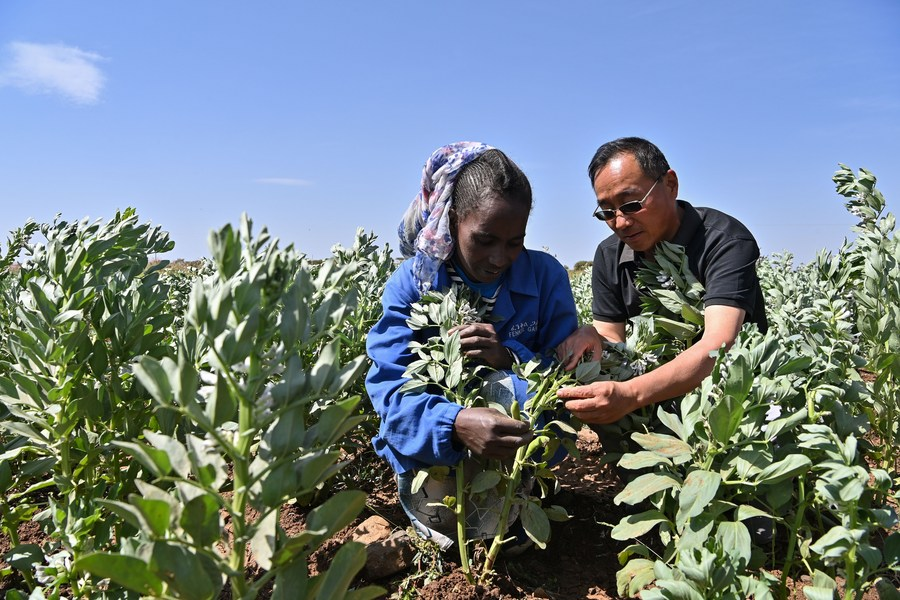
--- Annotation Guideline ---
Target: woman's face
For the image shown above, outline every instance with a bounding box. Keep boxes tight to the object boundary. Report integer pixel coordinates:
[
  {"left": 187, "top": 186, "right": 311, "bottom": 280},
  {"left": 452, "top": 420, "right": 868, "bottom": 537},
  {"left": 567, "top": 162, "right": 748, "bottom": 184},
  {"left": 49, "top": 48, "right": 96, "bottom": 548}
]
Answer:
[{"left": 452, "top": 194, "right": 529, "bottom": 283}]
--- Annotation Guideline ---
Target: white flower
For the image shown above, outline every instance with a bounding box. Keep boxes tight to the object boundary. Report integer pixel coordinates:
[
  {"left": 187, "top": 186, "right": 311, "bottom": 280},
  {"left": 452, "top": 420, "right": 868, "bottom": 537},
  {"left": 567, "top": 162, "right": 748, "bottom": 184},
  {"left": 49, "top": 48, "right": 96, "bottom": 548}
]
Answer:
[
  {"left": 656, "top": 275, "right": 675, "bottom": 289},
  {"left": 765, "top": 404, "right": 782, "bottom": 422},
  {"left": 35, "top": 550, "right": 72, "bottom": 585}
]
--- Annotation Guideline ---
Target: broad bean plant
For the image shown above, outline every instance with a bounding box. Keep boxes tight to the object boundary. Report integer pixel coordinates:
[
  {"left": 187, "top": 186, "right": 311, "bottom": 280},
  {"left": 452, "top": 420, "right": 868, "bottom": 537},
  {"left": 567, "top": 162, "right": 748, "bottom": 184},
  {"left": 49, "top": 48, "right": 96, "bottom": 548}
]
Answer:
[
  {"left": 604, "top": 167, "right": 900, "bottom": 599},
  {"left": 0, "top": 212, "right": 385, "bottom": 599},
  {"left": 400, "top": 285, "right": 591, "bottom": 585}
]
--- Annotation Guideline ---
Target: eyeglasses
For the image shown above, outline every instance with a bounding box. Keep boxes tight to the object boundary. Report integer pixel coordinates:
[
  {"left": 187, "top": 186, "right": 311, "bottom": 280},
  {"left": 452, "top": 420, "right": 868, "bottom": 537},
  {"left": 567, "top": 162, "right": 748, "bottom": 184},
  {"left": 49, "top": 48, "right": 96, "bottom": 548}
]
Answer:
[{"left": 593, "top": 177, "right": 661, "bottom": 221}]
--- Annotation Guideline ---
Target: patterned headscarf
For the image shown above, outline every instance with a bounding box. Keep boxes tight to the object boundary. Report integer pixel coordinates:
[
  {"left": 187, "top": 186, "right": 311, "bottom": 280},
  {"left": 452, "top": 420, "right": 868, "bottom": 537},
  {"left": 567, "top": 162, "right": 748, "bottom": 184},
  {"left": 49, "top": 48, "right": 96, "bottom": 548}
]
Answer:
[{"left": 398, "top": 141, "right": 494, "bottom": 291}]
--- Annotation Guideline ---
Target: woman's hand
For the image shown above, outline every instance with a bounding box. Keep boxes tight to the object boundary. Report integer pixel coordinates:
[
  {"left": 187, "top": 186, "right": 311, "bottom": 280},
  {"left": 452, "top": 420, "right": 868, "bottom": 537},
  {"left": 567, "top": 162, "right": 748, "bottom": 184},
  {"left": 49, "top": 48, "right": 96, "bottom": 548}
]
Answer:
[
  {"left": 451, "top": 322, "right": 512, "bottom": 369},
  {"left": 452, "top": 407, "right": 532, "bottom": 459}
]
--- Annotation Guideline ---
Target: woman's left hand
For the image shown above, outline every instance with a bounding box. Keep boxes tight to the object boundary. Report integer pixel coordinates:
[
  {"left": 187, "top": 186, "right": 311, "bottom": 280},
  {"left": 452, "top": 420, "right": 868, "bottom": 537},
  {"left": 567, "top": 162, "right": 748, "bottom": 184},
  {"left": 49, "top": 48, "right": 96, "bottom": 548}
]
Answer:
[{"left": 451, "top": 323, "right": 512, "bottom": 369}]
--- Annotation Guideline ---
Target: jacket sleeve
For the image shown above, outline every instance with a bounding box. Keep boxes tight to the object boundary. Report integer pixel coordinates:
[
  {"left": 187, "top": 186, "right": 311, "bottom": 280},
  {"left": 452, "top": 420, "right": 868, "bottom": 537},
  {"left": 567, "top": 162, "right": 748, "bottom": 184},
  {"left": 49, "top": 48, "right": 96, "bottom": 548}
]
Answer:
[{"left": 364, "top": 265, "right": 466, "bottom": 474}]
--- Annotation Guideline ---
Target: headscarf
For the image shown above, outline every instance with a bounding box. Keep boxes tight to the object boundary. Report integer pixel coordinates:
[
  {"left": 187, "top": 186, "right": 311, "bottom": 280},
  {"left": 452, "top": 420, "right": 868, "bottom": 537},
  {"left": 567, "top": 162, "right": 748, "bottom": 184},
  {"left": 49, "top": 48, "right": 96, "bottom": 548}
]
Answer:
[{"left": 398, "top": 141, "right": 494, "bottom": 291}]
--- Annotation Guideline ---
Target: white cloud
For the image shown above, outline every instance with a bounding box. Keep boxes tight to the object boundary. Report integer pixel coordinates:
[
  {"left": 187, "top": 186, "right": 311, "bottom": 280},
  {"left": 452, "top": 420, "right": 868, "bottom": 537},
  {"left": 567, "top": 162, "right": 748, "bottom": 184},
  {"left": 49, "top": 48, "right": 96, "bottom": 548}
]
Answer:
[
  {"left": 0, "top": 42, "right": 106, "bottom": 104},
  {"left": 255, "top": 178, "right": 313, "bottom": 187}
]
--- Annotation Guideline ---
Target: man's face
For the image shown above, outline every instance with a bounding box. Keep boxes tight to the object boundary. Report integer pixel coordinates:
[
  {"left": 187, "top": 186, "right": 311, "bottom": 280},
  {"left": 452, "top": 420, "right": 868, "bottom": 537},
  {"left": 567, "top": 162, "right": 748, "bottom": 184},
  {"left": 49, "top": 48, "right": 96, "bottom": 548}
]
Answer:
[{"left": 592, "top": 153, "right": 680, "bottom": 253}]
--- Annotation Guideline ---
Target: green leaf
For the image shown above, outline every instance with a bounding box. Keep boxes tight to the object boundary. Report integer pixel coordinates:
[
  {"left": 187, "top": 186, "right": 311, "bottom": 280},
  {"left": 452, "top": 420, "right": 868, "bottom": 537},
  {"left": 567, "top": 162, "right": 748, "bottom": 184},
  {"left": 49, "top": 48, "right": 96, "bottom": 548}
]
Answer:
[
  {"left": 615, "top": 558, "right": 656, "bottom": 598},
  {"left": 344, "top": 586, "right": 388, "bottom": 600},
  {"left": 311, "top": 541, "right": 372, "bottom": 600},
  {"left": 112, "top": 440, "right": 172, "bottom": 478},
  {"left": 298, "top": 451, "right": 342, "bottom": 491},
  {"left": 144, "top": 431, "right": 192, "bottom": 479},
  {"left": 802, "top": 588, "right": 837, "bottom": 600},
  {"left": 470, "top": 470, "right": 501, "bottom": 494},
  {"left": 655, "top": 580, "right": 706, "bottom": 600},
  {"left": 735, "top": 504, "right": 772, "bottom": 522},
  {"left": 763, "top": 407, "right": 808, "bottom": 441},
  {"left": 180, "top": 493, "right": 221, "bottom": 547},
  {"left": 654, "top": 317, "right": 698, "bottom": 340},
  {"left": 716, "top": 521, "right": 751, "bottom": 567},
  {"left": 681, "top": 303, "right": 704, "bottom": 326},
  {"left": 614, "top": 472, "right": 681, "bottom": 506},
  {"left": 134, "top": 356, "right": 174, "bottom": 406},
  {"left": 874, "top": 577, "right": 900, "bottom": 600},
  {"left": 272, "top": 557, "right": 309, "bottom": 600},
  {"left": 676, "top": 470, "right": 721, "bottom": 528},
  {"left": 543, "top": 504, "right": 570, "bottom": 522},
  {"left": 722, "top": 354, "right": 753, "bottom": 401},
  {"left": 304, "top": 397, "right": 363, "bottom": 448},
  {"left": 150, "top": 541, "right": 222, "bottom": 600},
  {"left": 205, "top": 371, "right": 236, "bottom": 427},
  {"left": 4, "top": 544, "right": 43, "bottom": 570},
  {"left": 809, "top": 525, "right": 853, "bottom": 561},
  {"left": 708, "top": 393, "right": 743, "bottom": 445},
  {"left": 250, "top": 509, "right": 278, "bottom": 571},
  {"left": 755, "top": 454, "right": 812, "bottom": 485},
  {"left": 411, "top": 470, "right": 430, "bottom": 495},
  {"left": 619, "top": 451, "right": 672, "bottom": 470},
  {"left": 631, "top": 432, "right": 692, "bottom": 461},
  {"left": 774, "top": 355, "right": 813, "bottom": 376},
  {"left": 130, "top": 496, "right": 172, "bottom": 538},
  {"left": 520, "top": 499, "right": 551, "bottom": 548},
  {"left": 268, "top": 404, "right": 307, "bottom": 458},
  {"left": 74, "top": 553, "right": 164, "bottom": 597},
  {"left": 99, "top": 499, "right": 152, "bottom": 533},
  {"left": 611, "top": 510, "right": 669, "bottom": 540},
  {"left": 883, "top": 531, "right": 900, "bottom": 565},
  {"left": 656, "top": 407, "right": 685, "bottom": 441},
  {"left": 306, "top": 490, "right": 367, "bottom": 542}
]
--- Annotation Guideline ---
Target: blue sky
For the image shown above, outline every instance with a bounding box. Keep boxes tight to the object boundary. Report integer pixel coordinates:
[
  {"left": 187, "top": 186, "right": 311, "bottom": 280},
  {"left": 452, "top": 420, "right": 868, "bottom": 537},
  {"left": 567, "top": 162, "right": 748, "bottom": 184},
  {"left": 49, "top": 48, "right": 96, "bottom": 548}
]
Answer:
[{"left": 2, "top": 1, "right": 898, "bottom": 269}]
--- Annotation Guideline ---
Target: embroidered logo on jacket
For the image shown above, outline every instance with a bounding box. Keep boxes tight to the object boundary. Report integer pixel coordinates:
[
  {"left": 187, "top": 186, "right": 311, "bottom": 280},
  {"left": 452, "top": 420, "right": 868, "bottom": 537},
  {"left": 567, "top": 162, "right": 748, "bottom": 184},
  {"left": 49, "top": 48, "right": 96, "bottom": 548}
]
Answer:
[{"left": 507, "top": 320, "right": 538, "bottom": 338}]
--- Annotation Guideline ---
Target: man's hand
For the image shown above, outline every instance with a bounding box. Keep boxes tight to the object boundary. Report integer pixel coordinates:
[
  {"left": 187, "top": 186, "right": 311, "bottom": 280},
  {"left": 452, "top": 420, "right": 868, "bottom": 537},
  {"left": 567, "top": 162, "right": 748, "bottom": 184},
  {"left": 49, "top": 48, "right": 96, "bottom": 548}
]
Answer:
[
  {"left": 556, "top": 325, "right": 605, "bottom": 370},
  {"left": 453, "top": 407, "right": 532, "bottom": 459},
  {"left": 557, "top": 380, "right": 638, "bottom": 424},
  {"left": 451, "top": 322, "right": 511, "bottom": 369}
]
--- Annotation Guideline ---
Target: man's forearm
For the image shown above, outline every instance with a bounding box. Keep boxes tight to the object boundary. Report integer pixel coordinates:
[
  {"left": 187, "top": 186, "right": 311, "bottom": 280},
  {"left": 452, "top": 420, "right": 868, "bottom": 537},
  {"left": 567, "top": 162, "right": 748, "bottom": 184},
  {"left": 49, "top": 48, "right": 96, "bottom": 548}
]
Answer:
[{"left": 623, "top": 341, "right": 719, "bottom": 409}]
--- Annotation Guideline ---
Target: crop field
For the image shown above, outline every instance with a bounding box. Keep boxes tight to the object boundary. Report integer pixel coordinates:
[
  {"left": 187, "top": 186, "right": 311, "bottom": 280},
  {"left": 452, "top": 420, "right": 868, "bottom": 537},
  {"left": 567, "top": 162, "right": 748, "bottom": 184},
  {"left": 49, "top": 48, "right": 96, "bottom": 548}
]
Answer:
[{"left": 0, "top": 165, "right": 898, "bottom": 599}]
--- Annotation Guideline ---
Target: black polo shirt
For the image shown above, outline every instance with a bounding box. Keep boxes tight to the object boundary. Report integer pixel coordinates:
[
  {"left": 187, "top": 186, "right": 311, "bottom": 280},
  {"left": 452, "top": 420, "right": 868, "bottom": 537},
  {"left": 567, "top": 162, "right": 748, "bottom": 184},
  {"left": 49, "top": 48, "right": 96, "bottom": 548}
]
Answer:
[{"left": 591, "top": 200, "right": 768, "bottom": 333}]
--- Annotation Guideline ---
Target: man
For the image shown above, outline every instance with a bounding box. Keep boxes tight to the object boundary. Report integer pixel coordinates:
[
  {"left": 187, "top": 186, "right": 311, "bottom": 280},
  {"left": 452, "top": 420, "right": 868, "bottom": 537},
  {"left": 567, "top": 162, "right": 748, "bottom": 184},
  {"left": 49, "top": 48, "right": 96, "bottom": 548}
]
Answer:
[{"left": 556, "top": 137, "right": 767, "bottom": 425}]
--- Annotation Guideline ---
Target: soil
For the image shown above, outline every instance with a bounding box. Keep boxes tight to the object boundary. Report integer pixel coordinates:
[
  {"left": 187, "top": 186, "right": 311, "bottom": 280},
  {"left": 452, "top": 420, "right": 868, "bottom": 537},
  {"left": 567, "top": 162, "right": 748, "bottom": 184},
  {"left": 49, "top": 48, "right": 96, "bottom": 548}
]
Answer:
[{"left": 325, "top": 427, "right": 630, "bottom": 600}]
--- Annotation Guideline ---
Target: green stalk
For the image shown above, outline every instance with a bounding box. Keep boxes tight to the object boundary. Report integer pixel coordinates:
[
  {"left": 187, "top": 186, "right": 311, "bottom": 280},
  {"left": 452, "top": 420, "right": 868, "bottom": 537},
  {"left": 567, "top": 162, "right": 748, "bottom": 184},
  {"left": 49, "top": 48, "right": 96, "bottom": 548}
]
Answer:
[
  {"left": 228, "top": 353, "right": 260, "bottom": 599},
  {"left": 781, "top": 477, "right": 807, "bottom": 589},
  {"left": 455, "top": 460, "right": 473, "bottom": 585},
  {"left": 843, "top": 503, "right": 859, "bottom": 600},
  {"left": 482, "top": 441, "right": 528, "bottom": 580}
]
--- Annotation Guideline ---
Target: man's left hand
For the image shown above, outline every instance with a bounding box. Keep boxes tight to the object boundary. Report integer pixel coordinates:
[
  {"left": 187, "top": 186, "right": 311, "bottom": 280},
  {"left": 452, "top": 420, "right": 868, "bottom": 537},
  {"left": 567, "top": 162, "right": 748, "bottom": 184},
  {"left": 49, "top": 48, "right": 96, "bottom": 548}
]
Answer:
[{"left": 558, "top": 381, "right": 638, "bottom": 424}]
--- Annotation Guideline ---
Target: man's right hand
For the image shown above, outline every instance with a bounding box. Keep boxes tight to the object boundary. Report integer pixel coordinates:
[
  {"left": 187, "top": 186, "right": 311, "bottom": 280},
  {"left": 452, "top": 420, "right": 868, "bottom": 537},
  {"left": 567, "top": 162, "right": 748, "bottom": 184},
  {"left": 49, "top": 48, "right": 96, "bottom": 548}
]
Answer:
[
  {"left": 452, "top": 407, "right": 532, "bottom": 460},
  {"left": 556, "top": 325, "right": 605, "bottom": 370}
]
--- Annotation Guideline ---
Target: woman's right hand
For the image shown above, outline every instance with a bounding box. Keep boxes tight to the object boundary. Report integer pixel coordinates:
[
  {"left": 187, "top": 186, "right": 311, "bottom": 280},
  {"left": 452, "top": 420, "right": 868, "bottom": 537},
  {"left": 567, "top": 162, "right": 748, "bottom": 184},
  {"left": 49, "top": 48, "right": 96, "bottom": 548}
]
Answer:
[{"left": 452, "top": 407, "right": 532, "bottom": 460}]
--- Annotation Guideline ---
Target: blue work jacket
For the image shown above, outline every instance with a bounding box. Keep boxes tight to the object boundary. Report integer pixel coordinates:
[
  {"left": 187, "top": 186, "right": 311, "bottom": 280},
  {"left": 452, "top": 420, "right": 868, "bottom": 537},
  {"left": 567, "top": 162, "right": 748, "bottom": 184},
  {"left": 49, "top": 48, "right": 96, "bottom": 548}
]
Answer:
[{"left": 365, "top": 249, "right": 579, "bottom": 474}]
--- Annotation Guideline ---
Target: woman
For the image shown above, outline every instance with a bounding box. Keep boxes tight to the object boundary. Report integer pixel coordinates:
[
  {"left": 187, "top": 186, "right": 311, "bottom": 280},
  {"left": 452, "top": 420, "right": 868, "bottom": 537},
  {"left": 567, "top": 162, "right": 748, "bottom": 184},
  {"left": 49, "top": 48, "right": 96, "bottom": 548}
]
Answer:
[{"left": 365, "top": 142, "right": 578, "bottom": 549}]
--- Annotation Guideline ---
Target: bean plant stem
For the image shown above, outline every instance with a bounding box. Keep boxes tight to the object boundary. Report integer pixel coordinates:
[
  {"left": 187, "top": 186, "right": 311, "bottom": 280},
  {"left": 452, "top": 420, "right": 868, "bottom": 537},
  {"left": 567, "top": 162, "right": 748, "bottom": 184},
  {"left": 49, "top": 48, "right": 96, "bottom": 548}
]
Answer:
[
  {"left": 781, "top": 476, "right": 807, "bottom": 589},
  {"left": 482, "top": 442, "right": 528, "bottom": 580},
  {"left": 455, "top": 460, "right": 473, "bottom": 585},
  {"left": 228, "top": 353, "right": 261, "bottom": 599}
]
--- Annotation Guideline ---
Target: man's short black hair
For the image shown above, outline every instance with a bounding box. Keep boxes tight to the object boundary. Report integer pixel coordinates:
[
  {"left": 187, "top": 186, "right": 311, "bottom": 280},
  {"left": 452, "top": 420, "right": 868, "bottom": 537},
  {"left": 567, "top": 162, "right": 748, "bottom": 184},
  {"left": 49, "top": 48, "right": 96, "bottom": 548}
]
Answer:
[{"left": 588, "top": 137, "right": 670, "bottom": 184}]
